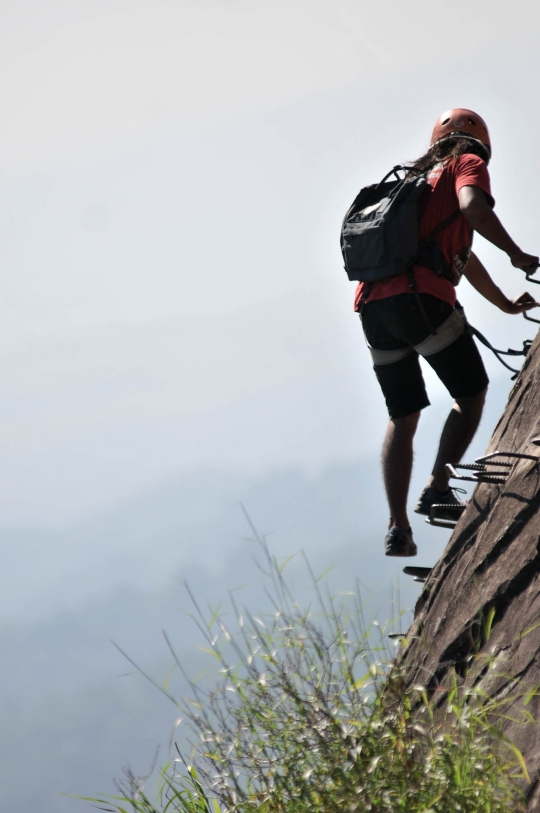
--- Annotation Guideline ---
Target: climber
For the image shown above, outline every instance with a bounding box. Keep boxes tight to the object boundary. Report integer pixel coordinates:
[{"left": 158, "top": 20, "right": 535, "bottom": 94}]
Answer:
[{"left": 355, "top": 108, "right": 539, "bottom": 557}]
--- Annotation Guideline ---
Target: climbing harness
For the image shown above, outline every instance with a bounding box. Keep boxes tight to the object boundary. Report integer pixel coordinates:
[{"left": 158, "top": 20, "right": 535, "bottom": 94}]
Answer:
[
  {"left": 453, "top": 299, "right": 540, "bottom": 380},
  {"left": 451, "top": 296, "right": 540, "bottom": 380},
  {"left": 466, "top": 322, "right": 531, "bottom": 379}
]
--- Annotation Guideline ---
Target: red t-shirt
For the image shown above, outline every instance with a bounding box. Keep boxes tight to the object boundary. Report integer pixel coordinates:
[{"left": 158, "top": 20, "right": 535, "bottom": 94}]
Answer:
[{"left": 353, "top": 154, "right": 494, "bottom": 311}]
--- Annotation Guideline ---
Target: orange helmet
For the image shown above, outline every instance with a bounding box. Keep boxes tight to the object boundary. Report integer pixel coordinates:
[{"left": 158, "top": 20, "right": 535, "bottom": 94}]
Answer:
[{"left": 430, "top": 108, "right": 491, "bottom": 159}]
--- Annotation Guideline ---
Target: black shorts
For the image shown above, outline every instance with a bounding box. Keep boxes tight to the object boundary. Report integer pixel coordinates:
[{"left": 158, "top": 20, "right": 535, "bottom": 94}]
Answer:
[{"left": 360, "top": 294, "right": 489, "bottom": 419}]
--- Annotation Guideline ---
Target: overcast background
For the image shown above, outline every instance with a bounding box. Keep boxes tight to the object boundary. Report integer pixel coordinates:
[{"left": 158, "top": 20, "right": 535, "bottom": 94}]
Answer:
[{"left": 1, "top": 1, "right": 539, "bottom": 811}]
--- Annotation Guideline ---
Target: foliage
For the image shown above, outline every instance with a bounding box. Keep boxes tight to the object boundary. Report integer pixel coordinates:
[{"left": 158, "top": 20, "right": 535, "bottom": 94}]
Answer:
[{"left": 86, "top": 521, "right": 528, "bottom": 813}]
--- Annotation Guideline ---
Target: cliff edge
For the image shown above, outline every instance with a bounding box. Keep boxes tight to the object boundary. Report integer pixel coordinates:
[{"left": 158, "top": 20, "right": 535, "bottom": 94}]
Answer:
[{"left": 399, "top": 325, "right": 540, "bottom": 809}]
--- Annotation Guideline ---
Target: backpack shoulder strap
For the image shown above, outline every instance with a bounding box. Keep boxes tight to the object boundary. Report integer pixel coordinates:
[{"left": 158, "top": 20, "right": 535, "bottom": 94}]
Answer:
[
  {"left": 407, "top": 208, "right": 462, "bottom": 335},
  {"left": 424, "top": 207, "right": 461, "bottom": 241}
]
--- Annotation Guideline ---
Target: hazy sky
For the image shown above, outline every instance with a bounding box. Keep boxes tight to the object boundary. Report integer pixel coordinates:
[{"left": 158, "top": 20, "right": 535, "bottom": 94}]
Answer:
[
  {"left": 3, "top": 6, "right": 540, "bottom": 810},
  {"left": 0, "top": 0, "right": 538, "bottom": 522}
]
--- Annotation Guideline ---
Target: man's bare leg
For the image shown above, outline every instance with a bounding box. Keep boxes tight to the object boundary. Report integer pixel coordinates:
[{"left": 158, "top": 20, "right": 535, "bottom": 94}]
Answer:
[
  {"left": 382, "top": 411, "right": 421, "bottom": 529},
  {"left": 427, "top": 388, "right": 487, "bottom": 492}
]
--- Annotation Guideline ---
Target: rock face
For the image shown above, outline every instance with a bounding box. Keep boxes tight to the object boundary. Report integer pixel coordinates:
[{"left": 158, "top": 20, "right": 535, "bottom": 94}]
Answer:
[{"left": 399, "top": 329, "right": 540, "bottom": 809}]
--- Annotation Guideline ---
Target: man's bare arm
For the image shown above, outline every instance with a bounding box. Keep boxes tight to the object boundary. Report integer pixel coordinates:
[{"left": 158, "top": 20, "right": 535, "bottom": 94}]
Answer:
[
  {"left": 464, "top": 251, "right": 538, "bottom": 314},
  {"left": 458, "top": 185, "right": 538, "bottom": 273}
]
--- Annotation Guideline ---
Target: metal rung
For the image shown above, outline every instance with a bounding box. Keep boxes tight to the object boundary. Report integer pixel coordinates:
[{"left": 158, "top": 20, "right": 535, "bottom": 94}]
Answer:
[
  {"left": 471, "top": 473, "right": 508, "bottom": 484},
  {"left": 403, "top": 566, "right": 432, "bottom": 582},
  {"left": 430, "top": 503, "right": 466, "bottom": 516},
  {"left": 446, "top": 463, "right": 485, "bottom": 482},
  {"left": 446, "top": 463, "right": 508, "bottom": 485},
  {"left": 458, "top": 461, "right": 512, "bottom": 470},
  {"left": 426, "top": 516, "right": 458, "bottom": 529},
  {"left": 426, "top": 503, "right": 462, "bottom": 529},
  {"left": 524, "top": 311, "right": 540, "bottom": 325},
  {"left": 476, "top": 451, "right": 538, "bottom": 463}
]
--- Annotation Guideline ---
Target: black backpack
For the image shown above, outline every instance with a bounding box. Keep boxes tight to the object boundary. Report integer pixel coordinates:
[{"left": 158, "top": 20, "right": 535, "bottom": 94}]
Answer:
[{"left": 340, "top": 165, "right": 459, "bottom": 283}]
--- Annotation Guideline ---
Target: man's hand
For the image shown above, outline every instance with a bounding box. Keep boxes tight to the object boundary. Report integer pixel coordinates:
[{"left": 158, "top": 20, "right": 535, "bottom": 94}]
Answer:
[
  {"left": 501, "top": 291, "right": 539, "bottom": 314},
  {"left": 509, "top": 250, "right": 539, "bottom": 274},
  {"left": 464, "top": 253, "right": 540, "bottom": 314}
]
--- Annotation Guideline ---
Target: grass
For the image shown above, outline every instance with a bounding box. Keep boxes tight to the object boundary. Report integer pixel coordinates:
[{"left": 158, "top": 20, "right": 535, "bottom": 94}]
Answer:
[{"left": 84, "top": 519, "right": 528, "bottom": 813}]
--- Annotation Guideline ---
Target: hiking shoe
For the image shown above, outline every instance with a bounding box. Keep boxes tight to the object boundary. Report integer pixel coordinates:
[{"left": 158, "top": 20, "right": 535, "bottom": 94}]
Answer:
[
  {"left": 385, "top": 526, "right": 417, "bottom": 557},
  {"left": 414, "top": 486, "right": 467, "bottom": 521}
]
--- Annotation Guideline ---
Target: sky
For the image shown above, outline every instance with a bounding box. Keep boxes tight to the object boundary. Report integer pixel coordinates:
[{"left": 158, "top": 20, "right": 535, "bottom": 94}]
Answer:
[
  {"left": 0, "top": 0, "right": 538, "bottom": 523},
  {"left": 1, "top": 2, "right": 540, "bottom": 809}
]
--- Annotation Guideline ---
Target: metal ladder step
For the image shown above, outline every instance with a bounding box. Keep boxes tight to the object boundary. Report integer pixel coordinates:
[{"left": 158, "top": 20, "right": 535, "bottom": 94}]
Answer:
[
  {"left": 426, "top": 516, "right": 458, "bottom": 529},
  {"left": 403, "top": 566, "right": 432, "bottom": 582}
]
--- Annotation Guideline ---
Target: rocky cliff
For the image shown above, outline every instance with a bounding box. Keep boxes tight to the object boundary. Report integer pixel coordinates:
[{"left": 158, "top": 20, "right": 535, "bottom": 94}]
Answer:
[{"left": 399, "top": 326, "right": 540, "bottom": 809}]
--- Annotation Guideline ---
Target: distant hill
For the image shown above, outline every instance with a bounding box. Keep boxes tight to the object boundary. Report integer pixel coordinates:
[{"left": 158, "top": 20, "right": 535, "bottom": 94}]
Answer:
[{"left": 0, "top": 373, "right": 513, "bottom": 812}]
